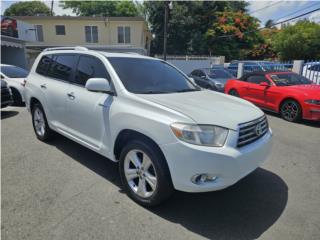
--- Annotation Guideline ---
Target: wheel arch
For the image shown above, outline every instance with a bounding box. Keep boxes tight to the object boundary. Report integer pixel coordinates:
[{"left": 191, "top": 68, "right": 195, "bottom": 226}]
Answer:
[
  {"left": 278, "top": 97, "right": 302, "bottom": 112},
  {"left": 30, "top": 97, "right": 41, "bottom": 111}
]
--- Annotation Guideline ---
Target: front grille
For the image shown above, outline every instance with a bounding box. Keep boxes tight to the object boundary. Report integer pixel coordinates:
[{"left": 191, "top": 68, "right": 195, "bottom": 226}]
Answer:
[{"left": 237, "top": 115, "right": 268, "bottom": 147}]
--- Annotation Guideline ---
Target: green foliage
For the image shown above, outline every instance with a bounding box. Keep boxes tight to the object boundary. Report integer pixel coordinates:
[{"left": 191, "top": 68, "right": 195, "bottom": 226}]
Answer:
[
  {"left": 272, "top": 20, "right": 320, "bottom": 60},
  {"left": 61, "top": 0, "right": 138, "bottom": 17},
  {"left": 143, "top": 1, "right": 252, "bottom": 57},
  {"left": 4, "top": 1, "right": 51, "bottom": 16},
  {"left": 205, "top": 11, "right": 262, "bottom": 60}
]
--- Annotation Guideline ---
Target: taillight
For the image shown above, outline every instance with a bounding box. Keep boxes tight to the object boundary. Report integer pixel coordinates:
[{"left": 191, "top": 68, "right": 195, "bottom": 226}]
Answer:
[{"left": 21, "top": 79, "right": 27, "bottom": 87}]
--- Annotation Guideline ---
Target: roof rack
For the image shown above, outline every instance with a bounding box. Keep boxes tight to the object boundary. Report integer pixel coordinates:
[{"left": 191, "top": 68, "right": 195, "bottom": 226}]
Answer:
[{"left": 43, "top": 46, "right": 88, "bottom": 52}]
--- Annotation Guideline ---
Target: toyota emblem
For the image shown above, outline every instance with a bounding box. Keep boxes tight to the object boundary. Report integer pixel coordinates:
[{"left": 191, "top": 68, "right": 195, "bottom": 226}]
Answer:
[{"left": 255, "top": 123, "right": 263, "bottom": 136}]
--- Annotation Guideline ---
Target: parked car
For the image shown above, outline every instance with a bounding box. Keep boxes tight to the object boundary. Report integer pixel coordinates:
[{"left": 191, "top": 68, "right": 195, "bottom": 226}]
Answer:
[
  {"left": 0, "top": 64, "right": 29, "bottom": 105},
  {"left": 228, "top": 60, "right": 289, "bottom": 76},
  {"left": 1, "top": 16, "right": 18, "bottom": 38},
  {"left": 225, "top": 71, "right": 320, "bottom": 122},
  {"left": 1, "top": 79, "right": 13, "bottom": 108},
  {"left": 188, "top": 68, "right": 234, "bottom": 92},
  {"left": 24, "top": 47, "right": 272, "bottom": 206},
  {"left": 303, "top": 62, "right": 320, "bottom": 84}
]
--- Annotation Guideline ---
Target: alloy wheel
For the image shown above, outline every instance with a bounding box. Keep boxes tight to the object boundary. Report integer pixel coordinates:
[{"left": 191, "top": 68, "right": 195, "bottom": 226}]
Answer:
[
  {"left": 124, "top": 150, "right": 157, "bottom": 198},
  {"left": 281, "top": 101, "right": 299, "bottom": 121},
  {"left": 33, "top": 107, "right": 46, "bottom": 137}
]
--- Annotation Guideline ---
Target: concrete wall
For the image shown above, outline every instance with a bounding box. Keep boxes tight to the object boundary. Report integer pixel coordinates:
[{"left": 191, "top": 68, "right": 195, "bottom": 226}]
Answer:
[
  {"left": 168, "top": 60, "right": 212, "bottom": 74},
  {"left": 18, "top": 19, "right": 148, "bottom": 50}
]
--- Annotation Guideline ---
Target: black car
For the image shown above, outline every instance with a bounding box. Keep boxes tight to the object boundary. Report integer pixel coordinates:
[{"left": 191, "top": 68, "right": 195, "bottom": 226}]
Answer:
[
  {"left": 1, "top": 80, "right": 13, "bottom": 108},
  {"left": 189, "top": 68, "right": 234, "bottom": 92}
]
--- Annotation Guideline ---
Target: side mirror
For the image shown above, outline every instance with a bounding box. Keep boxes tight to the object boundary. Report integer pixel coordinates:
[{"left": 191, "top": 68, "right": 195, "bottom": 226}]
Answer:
[
  {"left": 259, "top": 82, "right": 270, "bottom": 87},
  {"left": 200, "top": 75, "right": 206, "bottom": 79},
  {"left": 85, "top": 78, "right": 114, "bottom": 95}
]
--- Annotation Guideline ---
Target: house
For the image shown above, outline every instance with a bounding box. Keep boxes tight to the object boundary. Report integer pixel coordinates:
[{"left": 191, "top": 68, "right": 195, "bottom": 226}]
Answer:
[{"left": 14, "top": 16, "right": 152, "bottom": 67}]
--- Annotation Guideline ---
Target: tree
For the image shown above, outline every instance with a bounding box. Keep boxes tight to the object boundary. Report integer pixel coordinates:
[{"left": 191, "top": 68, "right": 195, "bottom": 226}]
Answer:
[
  {"left": 4, "top": 1, "right": 51, "bottom": 16},
  {"left": 143, "top": 1, "right": 249, "bottom": 56},
  {"left": 205, "top": 11, "right": 262, "bottom": 60},
  {"left": 272, "top": 20, "right": 320, "bottom": 60},
  {"left": 265, "top": 19, "right": 275, "bottom": 28},
  {"left": 61, "top": 0, "right": 138, "bottom": 17}
]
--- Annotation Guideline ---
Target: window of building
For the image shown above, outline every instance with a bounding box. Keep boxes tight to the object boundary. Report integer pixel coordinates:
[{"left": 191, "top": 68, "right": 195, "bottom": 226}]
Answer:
[
  {"left": 35, "top": 25, "right": 44, "bottom": 42},
  {"left": 117, "top": 26, "right": 131, "bottom": 44},
  {"left": 75, "top": 55, "right": 110, "bottom": 86},
  {"left": 55, "top": 25, "right": 65, "bottom": 35},
  {"left": 47, "top": 54, "right": 77, "bottom": 82},
  {"left": 85, "top": 26, "right": 98, "bottom": 43}
]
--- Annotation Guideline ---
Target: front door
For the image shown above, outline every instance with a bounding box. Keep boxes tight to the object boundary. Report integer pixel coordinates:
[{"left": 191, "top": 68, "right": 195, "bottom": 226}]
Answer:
[
  {"left": 65, "top": 54, "right": 113, "bottom": 152},
  {"left": 245, "top": 75, "right": 270, "bottom": 107}
]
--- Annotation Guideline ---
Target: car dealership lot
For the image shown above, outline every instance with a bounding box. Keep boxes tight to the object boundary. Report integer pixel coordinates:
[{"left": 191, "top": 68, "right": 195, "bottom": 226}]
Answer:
[{"left": 1, "top": 106, "right": 320, "bottom": 240}]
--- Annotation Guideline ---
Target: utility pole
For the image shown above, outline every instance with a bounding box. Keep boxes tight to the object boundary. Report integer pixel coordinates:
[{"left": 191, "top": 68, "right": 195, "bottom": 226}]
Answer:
[
  {"left": 50, "top": 0, "right": 54, "bottom": 16},
  {"left": 163, "top": 1, "right": 169, "bottom": 61}
]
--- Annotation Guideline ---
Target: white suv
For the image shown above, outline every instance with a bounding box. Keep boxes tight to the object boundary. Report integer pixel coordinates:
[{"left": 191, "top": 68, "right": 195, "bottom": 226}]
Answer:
[{"left": 25, "top": 47, "right": 272, "bottom": 206}]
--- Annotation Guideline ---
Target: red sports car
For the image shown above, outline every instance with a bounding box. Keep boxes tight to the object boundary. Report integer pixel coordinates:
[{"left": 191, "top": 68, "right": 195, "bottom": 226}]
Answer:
[{"left": 225, "top": 71, "right": 320, "bottom": 122}]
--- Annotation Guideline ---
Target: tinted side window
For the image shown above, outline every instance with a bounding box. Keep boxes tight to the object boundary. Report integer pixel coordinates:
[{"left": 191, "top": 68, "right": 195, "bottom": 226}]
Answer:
[
  {"left": 47, "top": 55, "right": 77, "bottom": 82},
  {"left": 190, "top": 70, "right": 198, "bottom": 76},
  {"left": 247, "top": 75, "right": 268, "bottom": 84},
  {"left": 198, "top": 71, "right": 205, "bottom": 77},
  {"left": 36, "top": 55, "right": 52, "bottom": 76},
  {"left": 75, "top": 55, "right": 110, "bottom": 86}
]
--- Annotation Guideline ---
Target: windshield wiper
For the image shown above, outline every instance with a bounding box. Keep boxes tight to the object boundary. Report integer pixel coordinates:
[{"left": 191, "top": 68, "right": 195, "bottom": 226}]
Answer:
[
  {"left": 135, "top": 90, "right": 170, "bottom": 94},
  {"left": 174, "top": 88, "right": 201, "bottom": 93}
]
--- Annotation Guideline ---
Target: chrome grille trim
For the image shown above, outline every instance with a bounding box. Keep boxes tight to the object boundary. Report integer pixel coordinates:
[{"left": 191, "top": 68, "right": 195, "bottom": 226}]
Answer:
[{"left": 237, "top": 115, "right": 268, "bottom": 147}]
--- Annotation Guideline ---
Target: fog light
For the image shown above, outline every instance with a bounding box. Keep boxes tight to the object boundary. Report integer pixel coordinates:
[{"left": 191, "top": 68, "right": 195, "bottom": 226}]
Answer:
[{"left": 191, "top": 174, "right": 218, "bottom": 185}]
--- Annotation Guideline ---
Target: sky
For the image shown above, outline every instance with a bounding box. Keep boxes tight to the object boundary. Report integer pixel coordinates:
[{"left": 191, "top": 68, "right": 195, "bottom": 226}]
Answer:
[{"left": 1, "top": 0, "right": 320, "bottom": 26}]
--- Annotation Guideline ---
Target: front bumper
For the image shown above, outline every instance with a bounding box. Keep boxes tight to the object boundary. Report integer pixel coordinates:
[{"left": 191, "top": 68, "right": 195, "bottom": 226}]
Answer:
[
  {"left": 303, "top": 103, "right": 320, "bottom": 121},
  {"left": 161, "top": 129, "right": 273, "bottom": 192}
]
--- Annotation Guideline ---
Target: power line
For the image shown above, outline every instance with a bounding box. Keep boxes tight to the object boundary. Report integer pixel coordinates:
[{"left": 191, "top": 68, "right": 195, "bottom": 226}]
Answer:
[
  {"left": 215, "top": 7, "right": 320, "bottom": 39},
  {"left": 249, "top": 1, "right": 284, "bottom": 15},
  {"left": 273, "top": 2, "right": 320, "bottom": 23}
]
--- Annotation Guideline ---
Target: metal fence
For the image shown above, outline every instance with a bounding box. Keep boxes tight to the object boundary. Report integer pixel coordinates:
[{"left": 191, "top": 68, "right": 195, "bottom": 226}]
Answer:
[{"left": 302, "top": 60, "right": 320, "bottom": 84}]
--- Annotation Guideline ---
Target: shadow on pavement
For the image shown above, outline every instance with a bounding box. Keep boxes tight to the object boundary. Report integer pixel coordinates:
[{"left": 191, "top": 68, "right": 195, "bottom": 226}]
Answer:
[
  {"left": 264, "top": 111, "right": 320, "bottom": 128},
  {"left": 49, "top": 134, "right": 288, "bottom": 240},
  {"left": 1, "top": 110, "right": 19, "bottom": 120}
]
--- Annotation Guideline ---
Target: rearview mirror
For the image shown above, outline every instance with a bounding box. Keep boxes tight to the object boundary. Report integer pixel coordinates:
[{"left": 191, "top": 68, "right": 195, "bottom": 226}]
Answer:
[
  {"left": 85, "top": 78, "right": 114, "bottom": 95},
  {"left": 259, "top": 82, "right": 269, "bottom": 87}
]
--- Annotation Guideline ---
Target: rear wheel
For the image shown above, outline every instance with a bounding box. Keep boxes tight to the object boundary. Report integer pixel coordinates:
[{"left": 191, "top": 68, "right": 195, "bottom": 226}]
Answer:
[
  {"left": 280, "top": 100, "right": 301, "bottom": 122},
  {"left": 229, "top": 89, "right": 240, "bottom": 97},
  {"left": 119, "top": 139, "right": 174, "bottom": 207},
  {"left": 31, "top": 103, "right": 54, "bottom": 141}
]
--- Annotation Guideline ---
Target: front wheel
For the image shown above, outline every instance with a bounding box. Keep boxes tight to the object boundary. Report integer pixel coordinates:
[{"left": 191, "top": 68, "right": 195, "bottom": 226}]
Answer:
[
  {"left": 280, "top": 100, "right": 301, "bottom": 122},
  {"left": 119, "top": 139, "right": 174, "bottom": 207},
  {"left": 31, "top": 103, "right": 54, "bottom": 141}
]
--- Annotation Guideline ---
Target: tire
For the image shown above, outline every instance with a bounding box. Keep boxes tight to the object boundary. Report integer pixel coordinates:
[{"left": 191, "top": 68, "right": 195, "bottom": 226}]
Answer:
[
  {"left": 280, "top": 99, "right": 301, "bottom": 122},
  {"left": 119, "top": 139, "right": 174, "bottom": 207},
  {"left": 229, "top": 89, "right": 240, "bottom": 97},
  {"left": 31, "top": 103, "right": 54, "bottom": 141},
  {"left": 10, "top": 88, "right": 23, "bottom": 106}
]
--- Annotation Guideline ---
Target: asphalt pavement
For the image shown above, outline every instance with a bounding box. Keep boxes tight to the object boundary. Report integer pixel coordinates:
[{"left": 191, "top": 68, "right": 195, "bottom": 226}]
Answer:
[{"left": 1, "top": 106, "right": 320, "bottom": 240}]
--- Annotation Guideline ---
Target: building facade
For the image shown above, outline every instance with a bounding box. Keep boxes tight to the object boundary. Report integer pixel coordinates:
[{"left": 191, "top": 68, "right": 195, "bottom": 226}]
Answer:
[{"left": 14, "top": 16, "right": 151, "bottom": 67}]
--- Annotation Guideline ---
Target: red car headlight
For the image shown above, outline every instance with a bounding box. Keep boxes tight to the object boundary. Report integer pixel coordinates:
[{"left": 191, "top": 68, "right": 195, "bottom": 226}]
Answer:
[{"left": 305, "top": 99, "right": 320, "bottom": 105}]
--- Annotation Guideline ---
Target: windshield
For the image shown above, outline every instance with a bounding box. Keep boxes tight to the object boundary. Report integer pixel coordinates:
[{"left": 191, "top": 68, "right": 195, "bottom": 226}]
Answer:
[
  {"left": 207, "top": 69, "right": 234, "bottom": 79},
  {"left": 1, "top": 66, "right": 29, "bottom": 78},
  {"left": 107, "top": 57, "right": 199, "bottom": 94},
  {"left": 270, "top": 73, "right": 312, "bottom": 86}
]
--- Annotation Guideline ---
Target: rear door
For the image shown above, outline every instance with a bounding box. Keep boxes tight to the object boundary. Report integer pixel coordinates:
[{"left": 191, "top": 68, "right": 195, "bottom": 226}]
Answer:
[
  {"left": 38, "top": 54, "right": 77, "bottom": 130},
  {"left": 65, "top": 54, "right": 113, "bottom": 151}
]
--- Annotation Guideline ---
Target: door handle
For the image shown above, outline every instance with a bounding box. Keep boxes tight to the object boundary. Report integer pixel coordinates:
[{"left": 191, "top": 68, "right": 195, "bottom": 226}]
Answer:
[
  {"left": 67, "top": 92, "right": 75, "bottom": 100},
  {"left": 40, "top": 84, "right": 47, "bottom": 89}
]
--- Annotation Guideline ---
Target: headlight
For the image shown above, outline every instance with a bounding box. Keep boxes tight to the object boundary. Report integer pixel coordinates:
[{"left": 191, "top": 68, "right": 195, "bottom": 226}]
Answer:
[
  {"left": 170, "top": 123, "right": 228, "bottom": 147},
  {"left": 305, "top": 99, "right": 320, "bottom": 105}
]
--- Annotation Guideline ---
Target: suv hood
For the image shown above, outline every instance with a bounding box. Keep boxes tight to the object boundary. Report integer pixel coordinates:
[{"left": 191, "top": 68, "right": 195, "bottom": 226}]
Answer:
[{"left": 139, "top": 90, "right": 263, "bottom": 130}]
